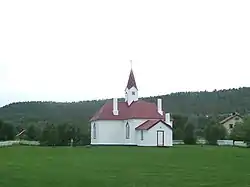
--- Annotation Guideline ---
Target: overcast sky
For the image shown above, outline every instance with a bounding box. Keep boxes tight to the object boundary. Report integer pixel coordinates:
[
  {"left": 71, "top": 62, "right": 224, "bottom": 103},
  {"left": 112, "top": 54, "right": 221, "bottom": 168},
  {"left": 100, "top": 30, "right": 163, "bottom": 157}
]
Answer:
[{"left": 0, "top": 0, "right": 250, "bottom": 107}]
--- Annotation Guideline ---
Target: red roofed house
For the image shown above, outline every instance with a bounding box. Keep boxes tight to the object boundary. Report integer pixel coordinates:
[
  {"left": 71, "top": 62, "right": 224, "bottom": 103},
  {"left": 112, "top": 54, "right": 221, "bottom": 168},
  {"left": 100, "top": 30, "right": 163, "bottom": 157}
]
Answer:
[{"left": 90, "top": 68, "right": 173, "bottom": 147}]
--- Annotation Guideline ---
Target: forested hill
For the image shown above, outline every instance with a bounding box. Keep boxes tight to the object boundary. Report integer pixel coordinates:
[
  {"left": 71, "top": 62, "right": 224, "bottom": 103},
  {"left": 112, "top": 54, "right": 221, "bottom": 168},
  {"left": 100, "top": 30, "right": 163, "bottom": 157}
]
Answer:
[{"left": 1, "top": 87, "right": 250, "bottom": 128}]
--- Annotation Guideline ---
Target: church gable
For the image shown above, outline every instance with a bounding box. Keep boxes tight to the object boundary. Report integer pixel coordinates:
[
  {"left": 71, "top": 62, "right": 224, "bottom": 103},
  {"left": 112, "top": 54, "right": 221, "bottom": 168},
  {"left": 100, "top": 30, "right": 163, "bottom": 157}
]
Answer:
[{"left": 135, "top": 119, "right": 172, "bottom": 131}]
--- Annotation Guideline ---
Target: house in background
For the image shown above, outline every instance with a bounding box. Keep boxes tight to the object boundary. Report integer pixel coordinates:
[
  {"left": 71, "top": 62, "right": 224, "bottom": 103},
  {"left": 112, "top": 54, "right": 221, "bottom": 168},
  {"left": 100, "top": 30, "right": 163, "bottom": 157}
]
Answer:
[
  {"left": 15, "top": 129, "right": 26, "bottom": 140},
  {"left": 219, "top": 112, "right": 243, "bottom": 135},
  {"left": 90, "top": 67, "right": 173, "bottom": 147}
]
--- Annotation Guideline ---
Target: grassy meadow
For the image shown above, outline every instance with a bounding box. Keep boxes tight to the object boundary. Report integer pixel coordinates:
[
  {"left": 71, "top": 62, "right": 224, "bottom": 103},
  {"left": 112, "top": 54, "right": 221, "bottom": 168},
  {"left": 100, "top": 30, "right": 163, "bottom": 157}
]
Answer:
[{"left": 0, "top": 145, "right": 250, "bottom": 187}]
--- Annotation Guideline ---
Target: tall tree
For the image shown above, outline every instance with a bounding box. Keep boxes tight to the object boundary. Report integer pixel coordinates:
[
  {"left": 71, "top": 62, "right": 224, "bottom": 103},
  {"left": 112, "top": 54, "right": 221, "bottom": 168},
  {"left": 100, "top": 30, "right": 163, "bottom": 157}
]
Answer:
[
  {"left": 0, "top": 120, "right": 15, "bottom": 141},
  {"left": 230, "top": 122, "right": 245, "bottom": 141},
  {"left": 172, "top": 114, "right": 188, "bottom": 140},
  {"left": 183, "top": 123, "right": 196, "bottom": 144},
  {"left": 204, "top": 122, "right": 226, "bottom": 145},
  {"left": 26, "top": 125, "right": 39, "bottom": 141}
]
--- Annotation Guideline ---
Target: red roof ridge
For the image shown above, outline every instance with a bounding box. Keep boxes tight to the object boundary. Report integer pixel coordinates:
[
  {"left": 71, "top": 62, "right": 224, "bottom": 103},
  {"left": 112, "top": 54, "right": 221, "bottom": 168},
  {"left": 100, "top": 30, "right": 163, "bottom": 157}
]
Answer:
[{"left": 90, "top": 99, "right": 164, "bottom": 121}]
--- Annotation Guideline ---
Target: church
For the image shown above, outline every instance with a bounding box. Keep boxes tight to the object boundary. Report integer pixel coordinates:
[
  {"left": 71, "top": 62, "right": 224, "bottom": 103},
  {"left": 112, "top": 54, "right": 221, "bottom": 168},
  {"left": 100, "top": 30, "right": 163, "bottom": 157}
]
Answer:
[{"left": 90, "top": 68, "right": 173, "bottom": 147}]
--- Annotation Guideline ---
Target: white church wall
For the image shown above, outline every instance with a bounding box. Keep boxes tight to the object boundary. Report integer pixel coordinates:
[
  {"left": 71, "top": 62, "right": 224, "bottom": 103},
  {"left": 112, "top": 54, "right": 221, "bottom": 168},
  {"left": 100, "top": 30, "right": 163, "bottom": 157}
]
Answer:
[
  {"left": 125, "top": 119, "right": 147, "bottom": 145},
  {"left": 136, "top": 121, "right": 172, "bottom": 147},
  {"left": 90, "top": 119, "right": 173, "bottom": 146},
  {"left": 91, "top": 119, "right": 148, "bottom": 145},
  {"left": 164, "top": 126, "right": 173, "bottom": 146},
  {"left": 91, "top": 120, "right": 124, "bottom": 145}
]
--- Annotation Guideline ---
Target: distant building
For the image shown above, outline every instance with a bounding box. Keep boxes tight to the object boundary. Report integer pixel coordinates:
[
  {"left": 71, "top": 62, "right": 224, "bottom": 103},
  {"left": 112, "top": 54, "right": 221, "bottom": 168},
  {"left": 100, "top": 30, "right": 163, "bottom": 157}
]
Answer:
[
  {"left": 89, "top": 67, "right": 173, "bottom": 147},
  {"left": 15, "top": 129, "right": 26, "bottom": 140},
  {"left": 219, "top": 112, "right": 243, "bottom": 134}
]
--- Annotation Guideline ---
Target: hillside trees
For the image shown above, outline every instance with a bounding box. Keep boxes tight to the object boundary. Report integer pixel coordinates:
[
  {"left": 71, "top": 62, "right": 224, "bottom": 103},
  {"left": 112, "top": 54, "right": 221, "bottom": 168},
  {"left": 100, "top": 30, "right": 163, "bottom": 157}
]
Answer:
[{"left": 1, "top": 87, "right": 250, "bottom": 132}]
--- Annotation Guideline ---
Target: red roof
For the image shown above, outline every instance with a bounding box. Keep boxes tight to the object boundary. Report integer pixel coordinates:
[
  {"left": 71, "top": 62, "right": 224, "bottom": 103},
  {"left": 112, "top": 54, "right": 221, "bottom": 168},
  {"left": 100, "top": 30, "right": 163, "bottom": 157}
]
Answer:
[
  {"left": 126, "top": 70, "right": 138, "bottom": 89},
  {"left": 135, "top": 119, "right": 172, "bottom": 130},
  {"left": 90, "top": 100, "right": 164, "bottom": 121}
]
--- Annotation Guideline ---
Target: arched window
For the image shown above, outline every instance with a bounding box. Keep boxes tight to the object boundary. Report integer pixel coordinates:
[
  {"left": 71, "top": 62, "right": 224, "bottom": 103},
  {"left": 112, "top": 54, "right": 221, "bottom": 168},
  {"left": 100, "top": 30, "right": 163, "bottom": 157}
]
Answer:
[
  {"left": 93, "top": 123, "right": 96, "bottom": 139},
  {"left": 140, "top": 130, "right": 144, "bottom": 140},
  {"left": 126, "top": 122, "right": 130, "bottom": 139}
]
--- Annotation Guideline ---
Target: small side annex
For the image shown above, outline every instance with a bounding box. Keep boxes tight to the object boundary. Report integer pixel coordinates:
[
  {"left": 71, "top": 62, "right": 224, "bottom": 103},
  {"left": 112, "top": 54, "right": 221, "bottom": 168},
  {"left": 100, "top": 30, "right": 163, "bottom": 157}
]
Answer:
[{"left": 135, "top": 119, "right": 173, "bottom": 147}]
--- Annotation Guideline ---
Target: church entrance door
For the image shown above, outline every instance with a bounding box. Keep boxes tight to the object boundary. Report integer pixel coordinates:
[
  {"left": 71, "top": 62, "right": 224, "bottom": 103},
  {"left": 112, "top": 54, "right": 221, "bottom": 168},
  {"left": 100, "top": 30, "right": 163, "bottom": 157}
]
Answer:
[{"left": 157, "top": 130, "right": 164, "bottom": 146}]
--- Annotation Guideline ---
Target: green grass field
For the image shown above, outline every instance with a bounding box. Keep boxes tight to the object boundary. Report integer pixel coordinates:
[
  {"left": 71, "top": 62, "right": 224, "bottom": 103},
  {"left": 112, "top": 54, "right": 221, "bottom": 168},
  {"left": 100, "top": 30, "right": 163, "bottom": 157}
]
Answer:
[{"left": 0, "top": 145, "right": 250, "bottom": 187}]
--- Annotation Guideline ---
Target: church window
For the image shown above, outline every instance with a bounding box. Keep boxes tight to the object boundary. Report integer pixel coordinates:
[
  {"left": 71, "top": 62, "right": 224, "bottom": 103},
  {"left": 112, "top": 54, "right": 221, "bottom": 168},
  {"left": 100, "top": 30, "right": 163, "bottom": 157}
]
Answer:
[
  {"left": 126, "top": 122, "right": 130, "bottom": 139},
  {"left": 93, "top": 123, "right": 96, "bottom": 139},
  {"left": 229, "top": 124, "right": 233, "bottom": 129},
  {"left": 141, "top": 130, "right": 144, "bottom": 140},
  {"left": 132, "top": 91, "right": 135, "bottom": 95}
]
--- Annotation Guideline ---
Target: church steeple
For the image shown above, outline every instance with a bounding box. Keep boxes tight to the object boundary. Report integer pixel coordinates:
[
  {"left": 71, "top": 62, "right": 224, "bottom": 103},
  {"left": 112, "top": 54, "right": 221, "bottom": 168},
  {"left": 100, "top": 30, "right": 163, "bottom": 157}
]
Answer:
[
  {"left": 125, "top": 61, "right": 138, "bottom": 105},
  {"left": 126, "top": 69, "right": 138, "bottom": 90}
]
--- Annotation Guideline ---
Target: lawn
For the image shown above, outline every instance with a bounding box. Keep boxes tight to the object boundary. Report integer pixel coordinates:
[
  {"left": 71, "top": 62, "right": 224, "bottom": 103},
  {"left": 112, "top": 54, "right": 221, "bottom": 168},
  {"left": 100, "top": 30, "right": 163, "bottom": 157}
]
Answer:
[{"left": 0, "top": 145, "right": 250, "bottom": 187}]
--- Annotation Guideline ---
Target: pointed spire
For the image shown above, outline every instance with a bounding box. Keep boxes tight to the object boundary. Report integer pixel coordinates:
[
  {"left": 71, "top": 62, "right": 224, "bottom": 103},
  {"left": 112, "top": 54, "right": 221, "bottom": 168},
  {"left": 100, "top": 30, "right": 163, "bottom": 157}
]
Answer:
[
  {"left": 125, "top": 60, "right": 138, "bottom": 105},
  {"left": 126, "top": 69, "right": 138, "bottom": 90}
]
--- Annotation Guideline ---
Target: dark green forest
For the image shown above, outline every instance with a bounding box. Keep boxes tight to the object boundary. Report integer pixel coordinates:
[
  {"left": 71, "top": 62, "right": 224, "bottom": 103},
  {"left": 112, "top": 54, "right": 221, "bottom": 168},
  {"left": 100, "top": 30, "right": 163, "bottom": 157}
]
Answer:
[{"left": 1, "top": 87, "right": 250, "bottom": 145}]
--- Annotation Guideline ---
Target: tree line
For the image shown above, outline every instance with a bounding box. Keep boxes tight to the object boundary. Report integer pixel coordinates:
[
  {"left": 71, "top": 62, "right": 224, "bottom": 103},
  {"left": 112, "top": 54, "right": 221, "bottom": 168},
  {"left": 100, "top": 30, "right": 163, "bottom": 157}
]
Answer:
[
  {"left": 2, "top": 115, "right": 250, "bottom": 146},
  {"left": 0, "top": 119, "right": 90, "bottom": 146},
  {"left": 172, "top": 114, "right": 226, "bottom": 144},
  {"left": 174, "top": 114, "right": 250, "bottom": 146}
]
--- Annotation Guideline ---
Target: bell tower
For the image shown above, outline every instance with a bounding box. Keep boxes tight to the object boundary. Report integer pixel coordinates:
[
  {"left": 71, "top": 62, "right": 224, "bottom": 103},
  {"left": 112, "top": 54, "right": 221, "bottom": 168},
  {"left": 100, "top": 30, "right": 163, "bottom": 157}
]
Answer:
[{"left": 125, "top": 60, "right": 138, "bottom": 105}]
